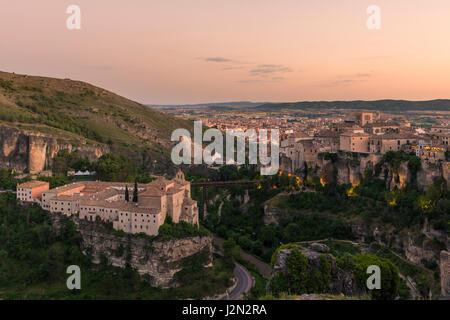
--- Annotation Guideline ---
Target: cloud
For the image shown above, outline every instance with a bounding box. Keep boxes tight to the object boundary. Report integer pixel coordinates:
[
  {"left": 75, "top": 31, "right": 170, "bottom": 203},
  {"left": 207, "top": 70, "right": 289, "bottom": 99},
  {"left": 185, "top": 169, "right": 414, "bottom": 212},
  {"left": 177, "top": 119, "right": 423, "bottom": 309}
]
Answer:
[
  {"left": 236, "top": 76, "right": 286, "bottom": 84},
  {"left": 202, "top": 57, "right": 234, "bottom": 63},
  {"left": 249, "top": 64, "right": 293, "bottom": 77},
  {"left": 222, "top": 66, "right": 245, "bottom": 71},
  {"left": 235, "top": 79, "right": 265, "bottom": 84},
  {"left": 321, "top": 72, "right": 373, "bottom": 87}
]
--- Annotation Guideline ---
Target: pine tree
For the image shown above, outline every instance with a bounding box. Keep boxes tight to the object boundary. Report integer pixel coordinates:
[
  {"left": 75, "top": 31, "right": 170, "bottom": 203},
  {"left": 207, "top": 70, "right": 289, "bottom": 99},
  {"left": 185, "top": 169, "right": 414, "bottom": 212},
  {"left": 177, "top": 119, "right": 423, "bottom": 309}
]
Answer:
[
  {"left": 132, "top": 181, "right": 138, "bottom": 202},
  {"left": 125, "top": 185, "right": 129, "bottom": 202}
]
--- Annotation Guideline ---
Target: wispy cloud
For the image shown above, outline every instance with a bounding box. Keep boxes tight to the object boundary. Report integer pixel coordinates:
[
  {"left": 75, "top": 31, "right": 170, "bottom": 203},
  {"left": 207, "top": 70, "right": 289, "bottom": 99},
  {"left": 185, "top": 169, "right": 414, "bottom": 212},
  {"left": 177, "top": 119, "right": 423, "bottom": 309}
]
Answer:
[
  {"left": 236, "top": 77, "right": 286, "bottom": 84},
  {"left": 321, "top": 72, "right": 373, "bottom": 87},
  {"left": 222, "top": 66, "right": 245, "bottom": 71},
  {"left": 249, "top": 64, "right": 293, "bottom": 77},
  {"left": 202, "top": 57, "right": 234, "bottom": 63}
]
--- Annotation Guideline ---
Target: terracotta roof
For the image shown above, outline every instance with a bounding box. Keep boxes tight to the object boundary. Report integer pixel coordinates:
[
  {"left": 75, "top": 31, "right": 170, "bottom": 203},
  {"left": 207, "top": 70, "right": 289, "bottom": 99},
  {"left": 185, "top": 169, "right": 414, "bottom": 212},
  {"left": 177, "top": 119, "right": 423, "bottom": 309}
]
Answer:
[
  {"left": 119, "top": 203, "right": 161, "bottom": 214},
  {"left": 340, "top": 132, "right": 370, "bottom": 137},
  {"left": 17, "top": 181, "right": 49, "bottom": 189}
]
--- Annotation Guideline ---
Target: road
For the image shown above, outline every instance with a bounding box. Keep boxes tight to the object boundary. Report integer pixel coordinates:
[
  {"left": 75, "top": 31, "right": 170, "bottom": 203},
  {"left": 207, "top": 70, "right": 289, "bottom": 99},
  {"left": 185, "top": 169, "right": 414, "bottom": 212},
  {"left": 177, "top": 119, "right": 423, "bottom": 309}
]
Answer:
[
  {"left": 212, "top": 235, "right": 255, "bottom": 300},
  {"left": 226, "top": 262, "right": 254, "bottom": 300},
  {"left": 213, "top": 235, "right": 272, "bottom": 278}
]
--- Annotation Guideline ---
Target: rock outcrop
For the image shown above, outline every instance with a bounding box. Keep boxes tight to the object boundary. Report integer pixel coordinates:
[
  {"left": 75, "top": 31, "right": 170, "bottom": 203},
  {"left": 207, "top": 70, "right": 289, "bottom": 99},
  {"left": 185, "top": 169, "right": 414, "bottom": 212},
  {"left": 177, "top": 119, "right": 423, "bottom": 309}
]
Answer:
[
  {"left": 0, "top": 124, "right": 108, "bottom": 173},
  {"left": 298, "top": 152, "right": 449, "bottom": 190},
  {"left": 271, "top": 243, "right": 360, "bottom": 296},
  {"left": 50, "top": 214, "right": 213, "bottom": 288},
  {"left": 441, "top": 251, "right": 450, "bottom": 297}
]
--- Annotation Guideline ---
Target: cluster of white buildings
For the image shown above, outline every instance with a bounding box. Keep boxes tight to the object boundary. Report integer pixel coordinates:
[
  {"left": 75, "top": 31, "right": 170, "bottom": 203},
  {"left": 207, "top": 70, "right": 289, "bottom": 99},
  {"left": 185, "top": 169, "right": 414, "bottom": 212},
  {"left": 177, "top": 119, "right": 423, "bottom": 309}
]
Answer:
[{"left": 16, "top": 171, "right": 199, "bottom": 236}]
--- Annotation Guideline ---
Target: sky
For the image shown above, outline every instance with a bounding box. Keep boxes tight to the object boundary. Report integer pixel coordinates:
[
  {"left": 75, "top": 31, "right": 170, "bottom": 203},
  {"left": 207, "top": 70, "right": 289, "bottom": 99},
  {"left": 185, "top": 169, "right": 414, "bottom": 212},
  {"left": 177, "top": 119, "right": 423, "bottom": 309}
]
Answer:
[{"left": 0, "top": 0, "right": 449, "bottom": 104}]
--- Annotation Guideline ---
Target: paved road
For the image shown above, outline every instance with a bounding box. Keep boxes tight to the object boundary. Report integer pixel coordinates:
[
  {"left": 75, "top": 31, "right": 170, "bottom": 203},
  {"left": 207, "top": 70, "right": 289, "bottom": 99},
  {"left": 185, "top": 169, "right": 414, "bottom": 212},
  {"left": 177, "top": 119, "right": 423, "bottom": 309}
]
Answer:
[
  {"left": 213, "top": 235, "right": 271, "bottom": 278},
  {"left": 227, "top": 262, "right": 253, "bottom": 300},
  {"left": 212, "top": 237, "right": 255, "bottom": 300}
]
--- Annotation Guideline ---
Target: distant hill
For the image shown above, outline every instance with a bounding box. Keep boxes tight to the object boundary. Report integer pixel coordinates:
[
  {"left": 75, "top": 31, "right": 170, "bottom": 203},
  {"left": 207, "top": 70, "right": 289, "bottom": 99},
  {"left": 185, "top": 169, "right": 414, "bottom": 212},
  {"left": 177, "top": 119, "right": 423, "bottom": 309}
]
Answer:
[
  {"left": 149, "top": 101, "right": 267, "bottom": 109},
  {"left": 0, "top": 71, "right": 192, "bottom": 171},
  {"left": 256, "top": 100, "right": 450, "bottom": 112}
]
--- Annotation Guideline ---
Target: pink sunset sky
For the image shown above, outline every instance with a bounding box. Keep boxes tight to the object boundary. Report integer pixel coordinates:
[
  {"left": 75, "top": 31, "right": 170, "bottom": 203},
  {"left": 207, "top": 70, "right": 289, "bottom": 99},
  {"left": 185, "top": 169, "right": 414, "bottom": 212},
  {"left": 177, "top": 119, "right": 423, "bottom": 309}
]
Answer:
[{"left": 1, "top": 0, "right": 449, "bottom": 104}]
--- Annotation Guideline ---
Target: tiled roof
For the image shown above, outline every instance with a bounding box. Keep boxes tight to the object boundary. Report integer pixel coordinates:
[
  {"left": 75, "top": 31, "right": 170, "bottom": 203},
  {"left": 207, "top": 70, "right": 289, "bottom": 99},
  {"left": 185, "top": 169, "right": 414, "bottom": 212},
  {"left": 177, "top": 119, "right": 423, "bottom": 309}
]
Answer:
[{"left": 17, "top": 181, "right": 49, "bottom": 189}]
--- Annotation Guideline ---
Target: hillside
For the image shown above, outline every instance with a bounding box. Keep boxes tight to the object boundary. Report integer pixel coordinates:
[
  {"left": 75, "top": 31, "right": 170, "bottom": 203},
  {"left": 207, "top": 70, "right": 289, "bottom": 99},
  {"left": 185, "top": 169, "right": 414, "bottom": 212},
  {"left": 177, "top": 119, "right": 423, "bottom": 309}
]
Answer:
[
  {"left": 0, "top": 71, "right": 192, "bottom": 172},
  {"left": 257, "top": 100, "right": 450, "bottom": 112}
]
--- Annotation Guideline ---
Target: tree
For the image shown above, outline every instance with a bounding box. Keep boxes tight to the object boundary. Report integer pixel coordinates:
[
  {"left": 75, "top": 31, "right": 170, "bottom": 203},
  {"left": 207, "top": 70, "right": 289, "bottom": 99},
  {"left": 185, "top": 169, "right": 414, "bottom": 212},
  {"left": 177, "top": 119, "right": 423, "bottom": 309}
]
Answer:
[
  {"left": 95, "top": 153, "right": 136, "bottom": 182},
  {"left": 125, "top": 185, "right": 129, "bottom": 202},
  {"left": 132, "top": 181, "right": 138, "bottom": 202},
  {"left": 286, "top": 248, "right": 309, "bottom": 294}
]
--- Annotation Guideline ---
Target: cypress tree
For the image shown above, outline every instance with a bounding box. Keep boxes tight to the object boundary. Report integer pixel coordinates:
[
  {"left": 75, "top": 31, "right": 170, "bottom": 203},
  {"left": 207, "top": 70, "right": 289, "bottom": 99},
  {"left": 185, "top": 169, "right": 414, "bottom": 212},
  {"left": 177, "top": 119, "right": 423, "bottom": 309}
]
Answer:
[
  {"left": 132, "top": 181, "right": 138, "bottom": 202},
  {"left": 125, "top": 185, "right": 129, "bottom": 202}
]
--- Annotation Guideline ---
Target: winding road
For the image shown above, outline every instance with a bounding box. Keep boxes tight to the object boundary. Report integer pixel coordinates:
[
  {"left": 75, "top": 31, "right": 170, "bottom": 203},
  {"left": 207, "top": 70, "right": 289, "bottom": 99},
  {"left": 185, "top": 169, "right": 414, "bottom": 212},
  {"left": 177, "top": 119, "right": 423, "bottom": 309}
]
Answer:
[
  {"left": 226, "top": 262, "right": 254, "bottom": 300},
  {"left": 212, "top": 235, "right": 256, "bottom": 300}
]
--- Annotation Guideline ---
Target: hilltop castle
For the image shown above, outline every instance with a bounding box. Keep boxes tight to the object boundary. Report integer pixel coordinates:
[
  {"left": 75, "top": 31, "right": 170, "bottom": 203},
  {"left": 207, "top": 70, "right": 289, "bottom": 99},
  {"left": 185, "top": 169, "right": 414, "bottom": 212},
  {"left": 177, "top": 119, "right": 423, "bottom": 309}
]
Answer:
[{"left": 16, "top": 171, "right": 199, "bottom": 236}]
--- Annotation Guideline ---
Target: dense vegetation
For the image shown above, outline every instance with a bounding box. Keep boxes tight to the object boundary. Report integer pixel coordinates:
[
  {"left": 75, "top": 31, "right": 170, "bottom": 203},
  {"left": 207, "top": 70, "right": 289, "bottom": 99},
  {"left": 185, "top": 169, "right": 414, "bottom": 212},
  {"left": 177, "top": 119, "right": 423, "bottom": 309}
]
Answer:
[
  {"left": 157, "top": 216, "right": 210, "bottom": 241},
  {"left": 191, "top": 160, "right": 449, "bottom": 264},
  {"left": 187, "top": 156, "right": 448, "bottom": 299},
  {"left": 268, "top": 244, "right": 400, "bottom": 300}
]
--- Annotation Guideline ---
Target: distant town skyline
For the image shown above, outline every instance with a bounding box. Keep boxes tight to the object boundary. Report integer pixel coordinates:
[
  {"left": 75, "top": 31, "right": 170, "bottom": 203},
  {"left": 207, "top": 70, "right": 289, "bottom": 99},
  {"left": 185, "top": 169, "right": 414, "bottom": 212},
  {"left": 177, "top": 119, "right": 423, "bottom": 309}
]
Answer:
[{"left": 1, "top": 0, "right": 450, "bottom": 104}]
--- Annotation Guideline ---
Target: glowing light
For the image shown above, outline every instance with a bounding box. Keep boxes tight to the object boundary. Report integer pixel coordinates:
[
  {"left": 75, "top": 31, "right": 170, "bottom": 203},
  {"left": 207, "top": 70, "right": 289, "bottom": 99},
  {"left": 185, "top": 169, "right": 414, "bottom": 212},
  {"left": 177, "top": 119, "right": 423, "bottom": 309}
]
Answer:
[
  {"left": 346, "top": 186, "right": 357, "bottom": 197},
  {"left": 320, "top": 177, "right": 326, "bottom": 187}
]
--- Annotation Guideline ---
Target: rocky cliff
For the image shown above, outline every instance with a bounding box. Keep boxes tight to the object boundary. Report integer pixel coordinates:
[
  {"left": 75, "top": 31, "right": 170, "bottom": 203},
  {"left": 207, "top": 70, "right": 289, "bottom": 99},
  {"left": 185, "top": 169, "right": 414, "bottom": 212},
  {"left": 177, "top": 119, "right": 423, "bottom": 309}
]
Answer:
[
  {"left": 440, "top": 251, "right": 450, "bottom": 297},
  {"left": 50, "top": 214, "right": 213, "bottom": 288},
  {"left": 351, "top": 219, "right": 449, "bottom": 269},
  {"left": 0, "top": 124, "right": 108, "bottom": 173},
  {"left": 270, "top": 243, "right": 361, "bottom": 296},
  {"left": 316, "top": 152, "right": 449, "bottom": 190}
]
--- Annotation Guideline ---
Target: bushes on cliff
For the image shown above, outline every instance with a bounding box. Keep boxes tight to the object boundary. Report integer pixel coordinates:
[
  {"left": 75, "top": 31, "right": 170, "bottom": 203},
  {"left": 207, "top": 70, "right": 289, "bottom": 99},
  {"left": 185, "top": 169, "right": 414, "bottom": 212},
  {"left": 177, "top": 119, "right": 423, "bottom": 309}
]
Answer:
[
  {"left": 157, "top": 216, "right": 209, "bottom": 241},
  {"left": 95, "top": 153, "right": 136, "bottom": 182},
  {"left": 352, "top": 254, "right": 400, "bottom": 300},
  {"left": 269, "top": 245, "right": 400, "bottom": 300},
  {"left": 270, "top": 248, "right": 333, "bottom": 297},
  {"left": 52, "top": 150, "right": 93, "bottom": 175},
  {"left": 0, "top": 168, "right": 16, "bottom": 190}
]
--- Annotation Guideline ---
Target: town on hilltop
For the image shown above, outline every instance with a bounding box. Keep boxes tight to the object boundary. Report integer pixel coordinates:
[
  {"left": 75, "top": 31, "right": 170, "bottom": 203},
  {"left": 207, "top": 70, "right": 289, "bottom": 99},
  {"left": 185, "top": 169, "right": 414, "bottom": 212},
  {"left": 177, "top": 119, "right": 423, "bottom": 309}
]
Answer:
[
  {"left": 199, "top": 110, "right": 449, "bottom": 174},
  {"left": 16, "top": 170, "right": 199, "bottom": 236}
]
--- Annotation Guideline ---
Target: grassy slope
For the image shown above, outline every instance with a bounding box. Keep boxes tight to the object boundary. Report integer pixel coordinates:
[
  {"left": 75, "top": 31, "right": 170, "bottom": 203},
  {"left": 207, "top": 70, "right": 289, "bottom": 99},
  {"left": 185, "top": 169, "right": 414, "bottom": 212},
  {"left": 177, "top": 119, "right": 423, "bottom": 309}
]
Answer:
[{"left": 0, "top": 71, "right": 192, "bottom": 162}]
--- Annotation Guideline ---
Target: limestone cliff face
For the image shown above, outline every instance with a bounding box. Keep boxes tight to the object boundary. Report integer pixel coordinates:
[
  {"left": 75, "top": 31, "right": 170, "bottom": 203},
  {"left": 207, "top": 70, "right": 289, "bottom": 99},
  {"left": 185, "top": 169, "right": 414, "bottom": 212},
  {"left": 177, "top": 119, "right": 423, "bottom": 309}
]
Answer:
[
  {"left": 0, "top": 125, "right": 108, "bottom": 173},
  {"left": 417, "top": 162, "right": 450, "bottom": 190},
  {"left": 440, "top": 251, "right": 450, "bottom": 297},
  {"left": 69, "top": 218, "right": 213, "bottom": 288},
  {"left": 314, "top": 153, "right": 383, "bottom": 186},
  {"left": 351, "top": 220, "right": 449, "bottom": 267},
  {"left": 316, "top": 153, "right": 449, "bottom": 190}
]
